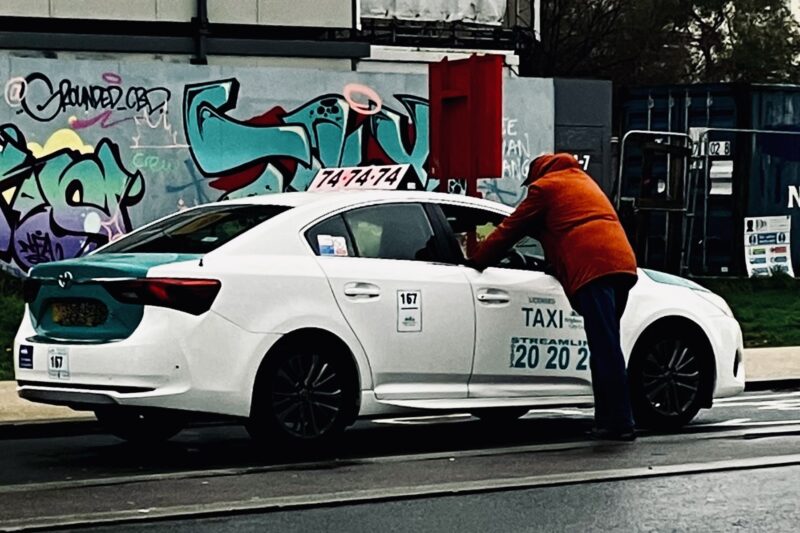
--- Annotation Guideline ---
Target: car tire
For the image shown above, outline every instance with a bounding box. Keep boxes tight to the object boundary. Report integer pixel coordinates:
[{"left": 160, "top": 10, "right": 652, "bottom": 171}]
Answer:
[
  {"left": 247, "top": 341, "right": 357, "bottom": 450},
  {"left": 94, "top": 407, "right": 185, "bottom": 444},
  {"left": 471, "top": 407, "right": 529, "bottom": 424},
  {"left": 628, "top": 327, "right": 713, "bottom": 430}
]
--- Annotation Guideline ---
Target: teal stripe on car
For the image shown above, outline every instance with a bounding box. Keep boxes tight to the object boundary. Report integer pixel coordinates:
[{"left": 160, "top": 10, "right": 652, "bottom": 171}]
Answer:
[{"left": 27, "top": 253, "right": 202, "bottom": 343}]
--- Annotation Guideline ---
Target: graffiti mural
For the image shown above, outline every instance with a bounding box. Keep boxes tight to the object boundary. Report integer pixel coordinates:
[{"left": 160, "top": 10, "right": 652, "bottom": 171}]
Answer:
[
  {"left": 0, "top": 58, "right": 553, "bottom": 273},
  {"left": 183, "top": 79, "right": 431, "bottom": 199},
  {"left": 0, "top": 125, "right": 144, "bottom": 271},
  {"left": 5, "top": 72, "right": 171, "bottom": 130}
]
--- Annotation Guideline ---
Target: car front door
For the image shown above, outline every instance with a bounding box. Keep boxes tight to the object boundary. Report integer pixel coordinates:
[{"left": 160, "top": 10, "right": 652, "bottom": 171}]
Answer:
[
  {"left": 433, "top": 203, "right": 594, "bottom": 399},
  {"left": 307, "top": 202, "right": 475, "bottom": 401}
]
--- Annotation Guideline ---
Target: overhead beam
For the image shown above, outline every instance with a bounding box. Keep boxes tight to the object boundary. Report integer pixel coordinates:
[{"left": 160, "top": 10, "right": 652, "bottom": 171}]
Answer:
[{"left": 0, "top": 31, "right": 369, "bottom": 59}]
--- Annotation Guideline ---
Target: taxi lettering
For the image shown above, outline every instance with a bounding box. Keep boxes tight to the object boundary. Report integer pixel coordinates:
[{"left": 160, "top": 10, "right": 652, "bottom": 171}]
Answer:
[{"left": 522, "top": 307, "right": 563, "bottom": 328}]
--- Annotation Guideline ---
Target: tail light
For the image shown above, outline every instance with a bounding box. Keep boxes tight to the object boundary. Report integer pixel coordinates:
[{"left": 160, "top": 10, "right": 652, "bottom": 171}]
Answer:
[
  {"left": 103, "top": 278, "right": 221, "bottom": 315},
  {"left": 22, "top": 278, "right": 42, "bottom": 303}
]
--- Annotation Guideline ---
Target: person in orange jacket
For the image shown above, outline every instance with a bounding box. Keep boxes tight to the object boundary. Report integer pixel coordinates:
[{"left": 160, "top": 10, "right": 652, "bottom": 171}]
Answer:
[{"left": 469, "top": 153, "right": 639, "bottom": 441}]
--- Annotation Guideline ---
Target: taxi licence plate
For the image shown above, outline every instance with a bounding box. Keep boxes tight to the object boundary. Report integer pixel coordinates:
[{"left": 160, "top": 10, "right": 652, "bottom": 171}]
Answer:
[
  {"left": 47, "top": 347, "right": 70, "bottom": 379},
  {"left": 50, "top": 300, "right": 108, "bottom": 327}
]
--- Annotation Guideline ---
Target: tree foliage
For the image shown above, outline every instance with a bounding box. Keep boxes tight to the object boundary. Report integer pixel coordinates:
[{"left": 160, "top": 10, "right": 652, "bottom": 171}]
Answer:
[{"left": 528, "top": 0, "right": 800, "bottom": 84}]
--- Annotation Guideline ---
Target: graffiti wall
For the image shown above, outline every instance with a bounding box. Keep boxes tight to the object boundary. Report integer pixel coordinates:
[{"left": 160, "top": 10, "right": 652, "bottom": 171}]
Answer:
[{"left": 0, "top": 55, "right": 553, "bottom": 274}]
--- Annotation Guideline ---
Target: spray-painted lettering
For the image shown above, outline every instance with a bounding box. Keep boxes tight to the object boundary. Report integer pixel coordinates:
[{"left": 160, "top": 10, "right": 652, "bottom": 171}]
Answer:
[
  {"left": 0, "top": 126, "right": 144, "bottom": 272},
  {"left": 8, "top": 72, "right": 170, "bottom": 129},
  {"left": 183, "top": 79, "right": 430, "bottom": 198}
]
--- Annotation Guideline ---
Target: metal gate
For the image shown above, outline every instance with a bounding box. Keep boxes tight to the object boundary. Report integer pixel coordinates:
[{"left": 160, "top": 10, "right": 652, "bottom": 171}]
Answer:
[{"left": 617, "top": 127, "right": 800, "bottom": 277}]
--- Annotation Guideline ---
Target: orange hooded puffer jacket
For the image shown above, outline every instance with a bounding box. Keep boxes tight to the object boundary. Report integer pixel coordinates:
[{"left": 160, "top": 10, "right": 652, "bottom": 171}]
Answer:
[{"left": 471, "top": 153, "right": 637, "bottom": 297}]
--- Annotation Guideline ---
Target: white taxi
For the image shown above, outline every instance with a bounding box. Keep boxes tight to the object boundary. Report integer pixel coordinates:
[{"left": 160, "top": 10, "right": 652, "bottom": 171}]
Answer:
[{"left": 14, "top": 177, "right": 745, "bottom": 446}]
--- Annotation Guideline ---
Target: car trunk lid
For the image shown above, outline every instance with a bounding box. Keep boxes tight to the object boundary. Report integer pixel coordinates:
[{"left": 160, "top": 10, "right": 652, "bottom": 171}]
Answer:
[{"left": 25, "top": 253, "right": 201, "bottom": 342}]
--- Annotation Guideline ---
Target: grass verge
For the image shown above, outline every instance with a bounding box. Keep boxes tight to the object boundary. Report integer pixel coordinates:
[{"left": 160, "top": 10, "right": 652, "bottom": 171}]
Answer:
[
  {"left": 699, "top": 274, "right": 800, "bottom": 348},
  {"left": 0, "top": 272, "right": 23, "bottom": 381}
]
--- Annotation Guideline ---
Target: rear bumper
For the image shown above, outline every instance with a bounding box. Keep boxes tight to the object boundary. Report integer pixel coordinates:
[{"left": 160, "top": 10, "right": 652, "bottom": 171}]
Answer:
[{"left": 14, "top": 307, "right": 281, "bottom": 417}]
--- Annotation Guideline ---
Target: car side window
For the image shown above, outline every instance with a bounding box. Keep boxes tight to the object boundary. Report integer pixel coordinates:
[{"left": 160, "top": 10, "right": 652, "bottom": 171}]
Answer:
[
  {"left": 438, "top": 204, "right": 546, "bottom": 270},
  {"left": 306, "top": 214, "right": 355, "bottom": 257},
  {"left": 343, "top": 203, "right": 439, "bottom": 261}
]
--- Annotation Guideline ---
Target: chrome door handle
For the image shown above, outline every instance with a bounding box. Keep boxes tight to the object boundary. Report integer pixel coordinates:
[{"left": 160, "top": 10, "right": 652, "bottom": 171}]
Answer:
[
  {"left": 344, "top": 282, "right": 380, "bottom": 298},
  {"left": 477, "top": 290, "right": 510, "bottom": 304}
]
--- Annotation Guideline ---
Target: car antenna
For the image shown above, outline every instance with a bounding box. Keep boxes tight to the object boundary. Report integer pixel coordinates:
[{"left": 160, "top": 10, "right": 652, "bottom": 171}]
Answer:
[{"left": 199, "top": 256, "right": 204, "bottom": 267}]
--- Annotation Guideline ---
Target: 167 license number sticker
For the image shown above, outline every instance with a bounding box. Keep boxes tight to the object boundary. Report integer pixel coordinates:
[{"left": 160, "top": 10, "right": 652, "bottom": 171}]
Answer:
[
  {"left": 47, "top": 347, "right": 70, "bottom": 379},
  {"left": 510, "top": 337, "right": 590, "bottom": 371}
]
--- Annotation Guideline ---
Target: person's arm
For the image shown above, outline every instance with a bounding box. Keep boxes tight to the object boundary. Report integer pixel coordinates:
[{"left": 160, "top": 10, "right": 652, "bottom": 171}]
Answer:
[{"left": 469, "top": 185, "right": 546, "bottom": 270}]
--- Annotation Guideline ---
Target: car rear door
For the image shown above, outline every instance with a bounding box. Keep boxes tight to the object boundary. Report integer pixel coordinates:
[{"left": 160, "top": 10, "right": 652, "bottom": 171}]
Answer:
[
  {"left": 432, "top": 202, "right": 594, "bottom": 399},
  {"left": 307, "top": 202, "right": 475, "bottom": 401}
]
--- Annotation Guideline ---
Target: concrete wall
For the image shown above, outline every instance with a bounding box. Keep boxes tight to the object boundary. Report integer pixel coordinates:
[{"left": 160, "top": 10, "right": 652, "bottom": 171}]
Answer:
[
  {"left": 0, "top": 0, "right": 355, "bottom": 28},
  {"left": 0, "top": 55, "right": 553, "bottom": 274}
]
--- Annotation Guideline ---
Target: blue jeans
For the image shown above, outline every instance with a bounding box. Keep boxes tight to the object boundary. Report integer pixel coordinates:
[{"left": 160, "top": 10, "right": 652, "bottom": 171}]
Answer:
[{"left": 572, "top": 275, "right": 636, "bottom": 432}]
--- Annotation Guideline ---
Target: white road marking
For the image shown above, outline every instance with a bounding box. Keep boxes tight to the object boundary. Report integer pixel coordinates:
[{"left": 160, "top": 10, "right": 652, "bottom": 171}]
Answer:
[
  {"left": 694, "top": 419, "right": 800, "bottom": 428},
  {"left": 692, "top": 418, "right": 752, "bottom": 427},
  {"left": 716, "top": 391, "right": 800, "bottom": 403}
]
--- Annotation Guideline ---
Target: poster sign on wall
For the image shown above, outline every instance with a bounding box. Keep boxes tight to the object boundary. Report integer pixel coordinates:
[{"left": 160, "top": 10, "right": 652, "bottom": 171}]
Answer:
[{"left": 744, "top": 215, "right": 794, "bottom": 277}]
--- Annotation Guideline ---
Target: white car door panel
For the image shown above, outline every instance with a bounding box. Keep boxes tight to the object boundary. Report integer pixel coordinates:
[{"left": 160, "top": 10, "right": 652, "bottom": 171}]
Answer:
[
  {"left": 466, "top": 267, "right": 593, "bottom": 398},
  {"left": 309, "top": 202, "right": 476, "bottom": 401},
  {"left": 320, "top": 257, "right": 475, "bottom": 400}
]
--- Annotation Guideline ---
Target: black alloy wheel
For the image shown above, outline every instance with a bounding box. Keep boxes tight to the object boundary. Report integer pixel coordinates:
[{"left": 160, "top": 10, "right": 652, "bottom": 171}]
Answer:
[
  {"left": 629, "top": 332, "right": 711, "bottom": 430},
  {"left": 271, "top": 352, "right": 344, "bottom": 439},
  {"left": 248, "top": 345, "right": 356, "bottom": 449}
]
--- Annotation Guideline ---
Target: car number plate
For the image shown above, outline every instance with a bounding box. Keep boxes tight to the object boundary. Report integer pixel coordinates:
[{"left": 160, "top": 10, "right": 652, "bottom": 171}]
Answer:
[
  {"left": 50, "top": 300, "right": 108, "bottom": 327},
  {"left": 47, "top": 347, "right": 70, "bottom": 379}
]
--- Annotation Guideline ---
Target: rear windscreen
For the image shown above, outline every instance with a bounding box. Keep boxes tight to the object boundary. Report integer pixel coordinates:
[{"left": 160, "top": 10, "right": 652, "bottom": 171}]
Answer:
[{"left": 98, "top": 204, "right": 292, "bottom": 254}]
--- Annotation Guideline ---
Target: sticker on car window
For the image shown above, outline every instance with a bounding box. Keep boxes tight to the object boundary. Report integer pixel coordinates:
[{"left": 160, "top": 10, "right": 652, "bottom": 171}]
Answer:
[
  {"left": 332, "top": 236, "right": 348, "bottom": 256},
  {"left": 397, "top": 290, "right": 422, "bottom": 332},
  {"left": 318, "top": 235, "right": 348, "bottom": 257}
]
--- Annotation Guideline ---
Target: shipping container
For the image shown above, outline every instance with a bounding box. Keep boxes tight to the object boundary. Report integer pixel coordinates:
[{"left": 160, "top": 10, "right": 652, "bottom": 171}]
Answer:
[{"left": 616, "top": 83, "right": 800, "bottom": 277}]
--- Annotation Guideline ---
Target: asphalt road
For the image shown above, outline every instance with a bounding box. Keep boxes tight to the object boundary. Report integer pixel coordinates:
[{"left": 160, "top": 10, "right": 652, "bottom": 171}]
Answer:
[
  {"left": 1, "top": 388, "right": 799, "bottom": 531},
  {"left": 66, "top": 465, "right": 800, "bottom": 533}
]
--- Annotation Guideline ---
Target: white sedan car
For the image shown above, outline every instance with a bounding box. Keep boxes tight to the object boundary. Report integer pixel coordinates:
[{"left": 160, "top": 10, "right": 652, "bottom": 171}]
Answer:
[{"left": 14, "top": 190, "right": 745, "bottom": 445}]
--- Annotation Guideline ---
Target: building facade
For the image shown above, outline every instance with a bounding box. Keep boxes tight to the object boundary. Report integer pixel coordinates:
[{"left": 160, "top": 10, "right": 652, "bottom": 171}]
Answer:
[{"left": 0, "top": 1, "right": 611, "bottom": 275}]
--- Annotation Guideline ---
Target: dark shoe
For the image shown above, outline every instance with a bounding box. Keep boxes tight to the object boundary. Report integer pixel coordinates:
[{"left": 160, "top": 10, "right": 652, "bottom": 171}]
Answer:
[{"left": 590, "top": 427, "right": 637, "bottom": 442}]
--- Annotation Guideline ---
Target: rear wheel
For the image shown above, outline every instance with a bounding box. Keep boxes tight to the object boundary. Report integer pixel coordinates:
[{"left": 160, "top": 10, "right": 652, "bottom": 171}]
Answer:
[
  {"left": 628, "top": 329, "right": 713, "bottom": 430},
  {"left": 247, "top": 343, "right": 357, "bottom": 450},
  {"left": 94, "top": 407, "right": 185, "bottom": 444}
]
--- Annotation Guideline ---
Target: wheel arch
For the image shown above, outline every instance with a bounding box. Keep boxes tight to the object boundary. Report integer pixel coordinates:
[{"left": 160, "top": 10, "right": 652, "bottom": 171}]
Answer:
[
  {"left": 628, "top": 315, "right": 717, "bottom": 408},
  {"left": 251, "top": 327, "right": 363, "bottom": 423}
]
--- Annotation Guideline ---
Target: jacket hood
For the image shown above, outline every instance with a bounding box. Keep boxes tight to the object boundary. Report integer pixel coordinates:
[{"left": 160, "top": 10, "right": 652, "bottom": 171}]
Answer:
[{"left": 524, "top": 153, "right": 581, "bottom": 185}]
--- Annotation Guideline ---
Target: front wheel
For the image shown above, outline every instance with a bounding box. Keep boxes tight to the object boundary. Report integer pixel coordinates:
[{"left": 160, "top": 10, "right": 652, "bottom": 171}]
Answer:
[
  {"left": 628, "top": 330, "right": 713, "bottom": 430},
  {"left": 247, "top": 344, "right": 357, "bottom": 450},
  {"left": 94, "top": 407, "right": 185, "bottom": 444}
]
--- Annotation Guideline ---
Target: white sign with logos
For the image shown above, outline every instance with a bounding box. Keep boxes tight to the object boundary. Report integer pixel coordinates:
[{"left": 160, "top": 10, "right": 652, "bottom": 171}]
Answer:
[{"left": 744, "top": 215, "right": 794, "bottom": 277}]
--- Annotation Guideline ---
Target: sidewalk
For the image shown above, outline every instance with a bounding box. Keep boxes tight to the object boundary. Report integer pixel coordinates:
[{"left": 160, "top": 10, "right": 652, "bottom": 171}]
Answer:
[
  {"left": 0, "top": 382, "right": 91, "bottom": 424},
  {"left": 741, "top": 346, "right": 800, "bottom": 383},
  {"left": 1, "top": 347, "right": 799, "bottom": 424}
]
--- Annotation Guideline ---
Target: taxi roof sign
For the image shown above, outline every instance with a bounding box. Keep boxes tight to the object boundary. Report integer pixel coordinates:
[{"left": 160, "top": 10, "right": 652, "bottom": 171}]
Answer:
[{"left": 308, "top": 164, "right": 420, "bottom": 192}]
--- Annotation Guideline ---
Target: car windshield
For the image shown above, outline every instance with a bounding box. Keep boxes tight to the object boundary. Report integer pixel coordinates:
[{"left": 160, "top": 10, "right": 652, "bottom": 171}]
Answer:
[{"left": 98, "top": 204, "right": 292, "bottom": 254}]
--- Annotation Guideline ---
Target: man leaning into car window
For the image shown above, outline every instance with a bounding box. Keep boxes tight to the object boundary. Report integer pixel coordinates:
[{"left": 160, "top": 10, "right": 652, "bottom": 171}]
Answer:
[{"left": 468, "top": 153, "right": 639, "bottom": 441}]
